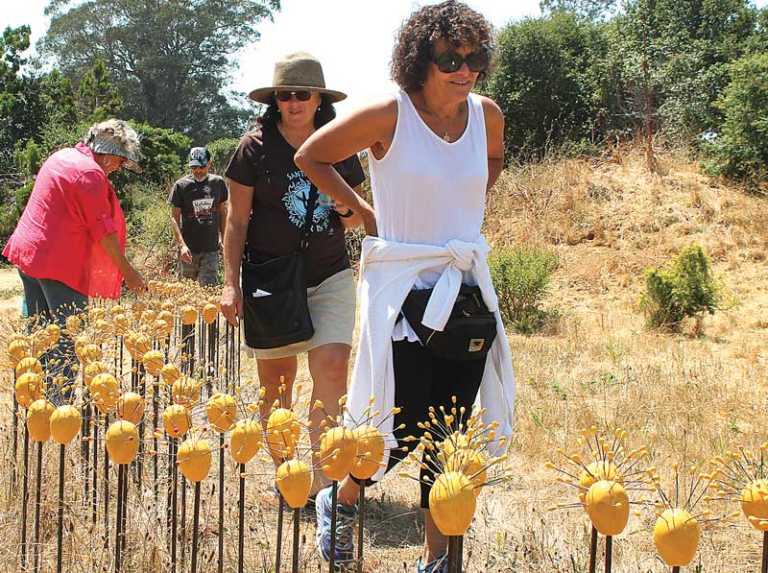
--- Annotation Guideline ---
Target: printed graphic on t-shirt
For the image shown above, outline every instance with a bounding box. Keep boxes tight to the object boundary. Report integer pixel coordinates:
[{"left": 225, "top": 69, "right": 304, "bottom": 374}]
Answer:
[
  {"left": 191, "top": 197, "right": 215, "bottom": 224},
  {"left": 282, "top": 170, "right": 333, "bottom": 233}
]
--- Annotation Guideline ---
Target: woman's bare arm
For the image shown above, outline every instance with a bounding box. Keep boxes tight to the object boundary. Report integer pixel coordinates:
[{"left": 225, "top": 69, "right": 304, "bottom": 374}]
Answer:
[
  {"left": 295, "top": 98, "right": 398, "bottom": 236},
  {"left": 481, "top": 96, "right": 506, "bottom": 190},
  {"left": 220, "top": 179, "right": 254, "bottom": 326}
]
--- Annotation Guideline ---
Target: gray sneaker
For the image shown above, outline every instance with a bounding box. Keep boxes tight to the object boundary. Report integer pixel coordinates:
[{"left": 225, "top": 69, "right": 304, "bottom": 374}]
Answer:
[{"left": 315, "top": 486, "right": 357, "bottom": 567}]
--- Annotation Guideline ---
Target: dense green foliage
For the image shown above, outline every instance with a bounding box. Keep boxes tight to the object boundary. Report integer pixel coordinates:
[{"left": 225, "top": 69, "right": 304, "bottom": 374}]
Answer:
[
  {"left": 489, "top": 246, "right": 559, "bottom": 334},
  {"left": 703, "top": 52, "right": 768, "bottom": 186},
  {"left": 639, "top": 244, "right": 720, "bottom": 330},
  {"left": 41, "top": 0, "right": 279, "bottom": 142},
  {"left": 491, "top": 0, "right": 768, "bottom": 180}
]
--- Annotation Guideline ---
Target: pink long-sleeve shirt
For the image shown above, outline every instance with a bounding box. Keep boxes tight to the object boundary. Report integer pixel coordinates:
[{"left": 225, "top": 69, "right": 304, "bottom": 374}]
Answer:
[{"left": 3, "top": 142, "right": 127, "bottom": 299}]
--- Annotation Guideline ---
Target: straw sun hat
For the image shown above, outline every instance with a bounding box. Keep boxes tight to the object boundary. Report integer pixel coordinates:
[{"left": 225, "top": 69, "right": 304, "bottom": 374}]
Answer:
[{"left": 248, "top": 52, "right": 347, "bottom": 104}]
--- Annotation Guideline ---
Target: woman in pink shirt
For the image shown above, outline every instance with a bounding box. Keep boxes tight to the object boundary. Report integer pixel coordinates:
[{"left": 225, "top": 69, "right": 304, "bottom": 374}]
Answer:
[{"left": 3, "top": 119, "right": 146, "bottom": 400}]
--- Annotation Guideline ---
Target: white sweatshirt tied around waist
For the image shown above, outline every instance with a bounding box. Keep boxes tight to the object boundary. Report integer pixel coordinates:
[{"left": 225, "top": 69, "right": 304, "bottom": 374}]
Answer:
[{"left": 347, "top": 235, "right": 517, "bottom": 481}]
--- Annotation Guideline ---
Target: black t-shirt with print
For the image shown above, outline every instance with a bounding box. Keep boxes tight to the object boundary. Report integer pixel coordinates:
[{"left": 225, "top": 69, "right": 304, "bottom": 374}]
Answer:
[
  {"left": 169, "top": 174, "right": 229, "bottom": 254},
  {"left": 225, "top": 124, "right": 366, "bottom": 287}
]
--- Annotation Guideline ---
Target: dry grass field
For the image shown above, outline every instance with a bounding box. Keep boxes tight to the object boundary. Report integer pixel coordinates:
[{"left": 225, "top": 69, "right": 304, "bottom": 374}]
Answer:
[{"left": 0, "top": 145, "right": 767, "bottom": 572}]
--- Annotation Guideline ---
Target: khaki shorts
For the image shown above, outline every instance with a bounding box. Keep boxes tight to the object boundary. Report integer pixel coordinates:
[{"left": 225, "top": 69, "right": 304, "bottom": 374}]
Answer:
[
  {"left": 244, "top": 268, "right": 356, "bottom": 359},
  {"left": 179, "top": 251, "right": 219, "bottom": 286}
]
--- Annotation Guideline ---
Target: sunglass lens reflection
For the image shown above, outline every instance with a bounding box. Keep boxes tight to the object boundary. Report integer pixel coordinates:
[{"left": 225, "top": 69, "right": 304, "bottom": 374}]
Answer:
[{"left": 275, "top": 91, "right": 312, "bottom": 102}]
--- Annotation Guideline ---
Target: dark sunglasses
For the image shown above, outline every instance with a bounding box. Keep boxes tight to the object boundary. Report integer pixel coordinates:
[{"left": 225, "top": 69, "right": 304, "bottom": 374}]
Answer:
[
  {"left": 432, "top": 50, "right": 489, "bottom": 74},
  {"left": 275, "top": 90, "right": 313, "bottom": 102}
]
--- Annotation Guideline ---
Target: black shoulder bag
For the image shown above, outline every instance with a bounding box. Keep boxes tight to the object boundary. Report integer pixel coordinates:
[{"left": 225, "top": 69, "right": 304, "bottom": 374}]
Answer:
[
  {"left": 400, "top": 285, "right": 498, "bottom": 361},
  {"left": 241, "top": 186, "right": 318, "bottom": 349}
]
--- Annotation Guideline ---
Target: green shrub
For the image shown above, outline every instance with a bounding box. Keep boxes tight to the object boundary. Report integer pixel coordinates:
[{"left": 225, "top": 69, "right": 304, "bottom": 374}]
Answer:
[
  {"left": 703, "top": 52, "right": 768, "bottom": 187},
  {"left": 639, "top": 244, "right": 720, "bottom": 330},
  {"left": 489, "top": 246, "right": 559, "bottom": 334},
  {"left": 207, "top": 137, "right": 239, "bottom": 175}
]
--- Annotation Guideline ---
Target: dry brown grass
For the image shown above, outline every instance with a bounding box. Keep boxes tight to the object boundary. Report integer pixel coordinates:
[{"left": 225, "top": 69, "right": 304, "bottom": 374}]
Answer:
[{"left": 1, "top": 144, "right": 768, "bottom": 571}]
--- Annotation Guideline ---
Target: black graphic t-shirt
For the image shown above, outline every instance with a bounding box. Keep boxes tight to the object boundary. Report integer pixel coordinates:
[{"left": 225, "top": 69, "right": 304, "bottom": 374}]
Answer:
[
  {"left": 168, "top": 174, "right": 229, "bottom": 253},
  {"left": 225, "top": 124, "right": 366, "bottom": 287}
]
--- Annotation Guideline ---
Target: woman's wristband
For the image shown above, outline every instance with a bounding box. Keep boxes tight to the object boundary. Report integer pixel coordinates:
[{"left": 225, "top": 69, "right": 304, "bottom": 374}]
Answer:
[{"left": 337, "top": 208, "right": 354, "bottom": 218}]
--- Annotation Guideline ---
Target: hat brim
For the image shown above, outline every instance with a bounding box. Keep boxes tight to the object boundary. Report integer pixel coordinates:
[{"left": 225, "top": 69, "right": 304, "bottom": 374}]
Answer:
[{"left": 248, "top": 85, "right": 347, "bottom": 104}]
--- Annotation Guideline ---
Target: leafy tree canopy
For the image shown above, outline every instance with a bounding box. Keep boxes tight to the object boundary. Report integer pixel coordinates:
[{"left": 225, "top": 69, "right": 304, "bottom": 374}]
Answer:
[{"left": 41, "top": 0, "right": 280, "bottom": 142}]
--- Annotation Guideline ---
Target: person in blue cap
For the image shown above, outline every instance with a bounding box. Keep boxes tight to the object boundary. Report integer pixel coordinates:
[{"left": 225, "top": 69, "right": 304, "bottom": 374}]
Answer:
[{"left": 169, "top": 147, "right": 229, "bottom": 286}]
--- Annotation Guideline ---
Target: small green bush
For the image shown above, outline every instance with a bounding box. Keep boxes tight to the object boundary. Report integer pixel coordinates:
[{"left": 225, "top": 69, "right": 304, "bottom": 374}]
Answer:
[
  {"left": 489, "top": 246, "right": 559, "bottom": 334},
  {"left": 207, "top": 137, "right": 239, "bottom": 175},
  {"left": 639, "top": 244, "right": 720, "bottom": 330}
]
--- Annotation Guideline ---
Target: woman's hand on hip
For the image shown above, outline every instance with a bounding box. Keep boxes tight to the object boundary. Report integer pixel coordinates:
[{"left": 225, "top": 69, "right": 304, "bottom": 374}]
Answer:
[{"left": 220, "top": 284, "right": 242, "bottom": 326}]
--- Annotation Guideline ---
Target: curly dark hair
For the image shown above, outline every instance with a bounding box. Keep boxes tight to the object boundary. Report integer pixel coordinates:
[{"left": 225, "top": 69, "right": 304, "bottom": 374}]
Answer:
[
  {"left": 256, "top": 94, "right": 336, "bottom": 131},
  {"left": 391, "top": 0, "right": 494, "bottom": 92}
]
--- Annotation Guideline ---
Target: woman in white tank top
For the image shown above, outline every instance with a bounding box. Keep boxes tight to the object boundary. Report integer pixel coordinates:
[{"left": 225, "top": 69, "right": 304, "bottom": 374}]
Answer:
[{"left": 296, "top": 2, "right": 514, "bottom": 571}]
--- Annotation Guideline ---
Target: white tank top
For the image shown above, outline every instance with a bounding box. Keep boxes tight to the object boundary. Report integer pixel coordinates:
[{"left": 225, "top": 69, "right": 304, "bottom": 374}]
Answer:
[{"left": 367, "top": 90, "right": 489, "bottom": 340}]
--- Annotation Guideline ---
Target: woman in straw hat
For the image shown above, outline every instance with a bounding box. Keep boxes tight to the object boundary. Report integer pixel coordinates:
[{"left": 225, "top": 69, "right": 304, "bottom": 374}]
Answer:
[
  {"left": 221, "top": 52, "right": 368, "bottom": 492},
  {"left": 3, "top": 118, "right": 147, "bottom": 402},
  {"left": 296, "top": 2, "right": 515, "bottom": 571}
]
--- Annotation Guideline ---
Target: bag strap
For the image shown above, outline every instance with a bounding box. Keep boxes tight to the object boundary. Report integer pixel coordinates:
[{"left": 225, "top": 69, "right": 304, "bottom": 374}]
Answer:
[{"left": 298, "top": 185, "right": 319, "bottom": 252}]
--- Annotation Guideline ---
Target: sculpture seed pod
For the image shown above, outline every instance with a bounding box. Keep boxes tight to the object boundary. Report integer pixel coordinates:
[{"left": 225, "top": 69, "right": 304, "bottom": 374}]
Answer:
[
  {"left": 106, "top": 420, "right": 140, "bottom": 465},
  {"left": 180, "top": 305, "right": 197, "bottom": 326},
  {"left": 229, "top": 420, "right": 262, "bottom": 464},
  {"left": 178, "top": 438, "right": 212, "bottom": 482},
  {"left": 94, "top": 319, "right": 112, "bottom": 337},
  {"left": 45, "top": 323, "right": 61, "bottom": 346},
  {"left": 350, "top": 425, "right": 386, "bottom": 480},
  {"left": 142, "top": 350, "right": 164, "bottom": 377},
  {"left": 65, "top": 314, "right": 81, "bottom": 335},
  {"left": 80, "top": 343, "right": 102, "bottom": 365},
  {"left": 117, "top": 392, "right": 146, "bottom": 424},
  {"left": 162, "top": 404, "right": 191, "bottom": 439},
  {"left": 90, "top": 372, "right": 120, "bottom": 414},
  {"left": 7, "top": 337, "right": 31, "bottom": 367},
  {"left": 83, "top": 360, "right": 107, "bottom": 388},
  {"left": 202, "top": 303, "right": 218, "bottom": 325},
  {"left": 206, "top": 393, "right": 237, "bottom": 432},
  {"left": 15, "top": 356, "right": 42, "bottom": 378},
  {"left": 27, "top": 399, "right": 55, "bottom": 442},
  {"left": 319, "top": 426, "right": 357, "bottom": 482},
  {"left": 585, "top": 480, "right": 630, "bottom": 536},
  {"left": 140, "top": 309, "right": 157, "bottom": 326},
  {"left": 112, "top": 313, "right": 130, "bottom": 336},
  {"left": 578, "top": 460, "right": 619, "bottom": 490},
  {"left": 172, "top": 377, "right": 202, "bottom": 407},
  {"left": 741, "top": 479, "right": 768, "bottom": 531},
  {"left": 428, "top": 471, "right": 476, "bottom": 536},
  {"left": 266, "top": 408, "right": 301, "bottom": 460},
  {"left": 30, "top": 328, "right": 51, "bottom": 356},
  {"left": 276, "top": 459, "right": 313, "bottom": 509},
  {"left": 50, "top": 405, "right": 82, "bottom": 445},
  {"left": 15, "top": 372, "right": 45, "bottom": 408},
  {"left": 441, "top": 432, "right": 487, "bottom": 497},
  {"left": 160, "top": 363, "right": 182, "bottom": 386},
  {"left": 653, "top": 508, "right": 700, "bottom": 567}
]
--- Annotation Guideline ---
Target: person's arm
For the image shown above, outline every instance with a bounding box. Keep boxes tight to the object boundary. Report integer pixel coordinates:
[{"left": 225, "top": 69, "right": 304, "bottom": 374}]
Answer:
[
  {"left": 170, "top": 207, "right": 192, "bottom": 263},
  {"left": 294, "top": 98, "right": 398, "bottom": 236},
  {"left": 220, "top": 179, "right": 253, "bottom": 326},
  {"left": 99, "top": 233, "right": 146, "bottom": 292},
  {"left": 334, "top": 186, "right": 364, "bottom": 229},
  {"left": 218, "top": 200, "right": 228, "bottom": 248},
  {"left": 481, "top": 96, "right": 506, "bottom": 190}
]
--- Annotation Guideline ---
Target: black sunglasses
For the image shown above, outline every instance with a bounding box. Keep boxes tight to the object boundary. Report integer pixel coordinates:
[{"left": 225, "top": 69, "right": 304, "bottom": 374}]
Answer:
[
  {"left": 275, "top": 90, "right": 313, "bottom": 102},
  {"left": 432, "top": 50, "right": 489, "bottom": 74}
]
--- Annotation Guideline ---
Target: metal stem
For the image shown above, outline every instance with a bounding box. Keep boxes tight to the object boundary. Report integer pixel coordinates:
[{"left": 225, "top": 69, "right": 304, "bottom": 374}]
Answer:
[
  {"left": 292, "top": 508, "right": 300, "bottom": 573},
  {"left": 20, "top": 425, "right": 29, "bottom": 570},
  {"left": 191, "top": 482, "right": 201, "bottom": 573},
  {"left": 604, "top": 535, "right": 612, "bottom": 573},
  {"left": 238, "top": 464, "right": 246, "bottom": 573},
  {"left": 115, "top": 464, "right": 124, "bottom": 572},
  {"left": 329, "top": 481, "right": 338, "bottom": 573},
  {"left": 589, "top": 525, "right": 597, "bottom": 573},
  {"left": 218, "top": 433, "right": 225, "bottom": 573},
  {"left": 33, "top": 441, "right": 43, "bottom": 573},
  {"left": 762, "top": 531, "right": 768, "bottom": 573},
  {"left": 92, "top": 411, "right": 99, "bottom": 524},
  {"left": 276, "top": 494, "right": 284, "bottom": 572},
  {"left": 56, "top": 444, "right": 65, "bottom": 573},
  {"left": 357, "top": 482, "right": 365, "bottom": 573}
]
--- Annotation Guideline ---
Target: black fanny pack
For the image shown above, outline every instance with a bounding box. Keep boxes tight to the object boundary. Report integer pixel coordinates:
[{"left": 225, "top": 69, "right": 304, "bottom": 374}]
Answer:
[
  {"left": 400, "top": 285, "right": 498, "bottom": 361},
  {"left": 241, "top": 186, "right": 317, "bottom": 349}
]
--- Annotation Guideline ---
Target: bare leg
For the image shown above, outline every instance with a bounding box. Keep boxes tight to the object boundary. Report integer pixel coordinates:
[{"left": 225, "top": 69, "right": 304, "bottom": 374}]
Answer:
[
  {"left": 307, "top": 343, "right": 350, "bottom": 495},
  {"left": 423, "top": 510, "right": 448, "bottom": 563},
  {"left": 256, "top": 356, "right": 298, "bottom": 464}
]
